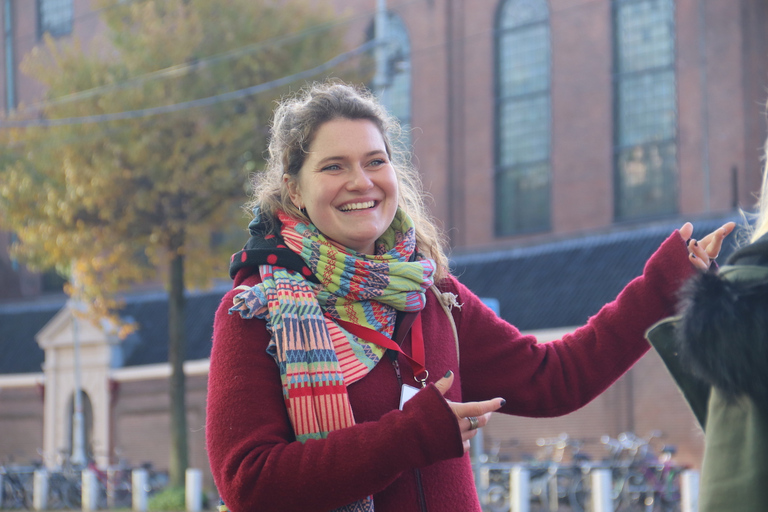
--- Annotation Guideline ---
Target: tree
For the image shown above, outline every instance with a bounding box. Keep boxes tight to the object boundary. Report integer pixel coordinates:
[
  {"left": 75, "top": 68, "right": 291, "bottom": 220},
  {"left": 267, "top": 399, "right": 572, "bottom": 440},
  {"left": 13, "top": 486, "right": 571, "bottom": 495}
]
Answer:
[{"left": 0, "top": 0, "right": 365, "bottom": 487}]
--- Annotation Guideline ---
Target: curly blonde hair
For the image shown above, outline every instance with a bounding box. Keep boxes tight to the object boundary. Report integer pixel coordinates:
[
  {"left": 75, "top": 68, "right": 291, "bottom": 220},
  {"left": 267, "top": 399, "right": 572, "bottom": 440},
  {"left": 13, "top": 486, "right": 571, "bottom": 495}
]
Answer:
[
  {"left": 248, "top": 80, "right": 450, "bottom": 281},
  {"left": 750, "top": 138, "right": 768, "bottom": 242}
]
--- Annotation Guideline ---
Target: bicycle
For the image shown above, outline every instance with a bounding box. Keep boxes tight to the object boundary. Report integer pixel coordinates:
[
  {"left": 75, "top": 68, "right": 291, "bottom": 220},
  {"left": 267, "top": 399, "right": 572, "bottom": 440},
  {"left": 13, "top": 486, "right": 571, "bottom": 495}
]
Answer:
[
  {"left": 529, "top": 433, "right": 591, "bottom": 512},
  {"left": 0, "top": 465, "right": 33, "bottom": 509},
  {"left": 600, "top": 431, "right": 684, "bottom": 512},
  {"left": 635, "top": 445, "right": 683, "bottom": 512}
]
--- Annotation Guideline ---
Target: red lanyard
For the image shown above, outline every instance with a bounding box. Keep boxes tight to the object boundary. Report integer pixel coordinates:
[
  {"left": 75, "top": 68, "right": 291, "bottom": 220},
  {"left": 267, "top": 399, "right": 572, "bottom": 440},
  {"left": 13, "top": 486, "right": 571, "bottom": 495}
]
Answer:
[{"left": 330, "top": 314, "right": 428, "bottom": 386}]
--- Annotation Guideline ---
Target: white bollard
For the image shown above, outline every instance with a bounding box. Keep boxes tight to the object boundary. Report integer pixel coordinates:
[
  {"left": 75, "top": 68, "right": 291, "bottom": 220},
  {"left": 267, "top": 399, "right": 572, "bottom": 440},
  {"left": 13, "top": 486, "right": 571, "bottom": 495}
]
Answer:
[
  {"left": 590, "top": 468, "right": 613, "bottom": 512},
  {"left": 33, "top": 469, "right": 48, "bottom": 511},
  {"left": 185, "top": 468, "right": 203, "bottom": 512},
  {"left": 132, "top": 468, "right": 149, "bottom": 512},
  {"left": 510, "top": 465, "right": 530, "bottom": 512},
  {"left": 680, "top": 469, "right": 699, "bottom": 512},
  {"left": 82, "top": 468, "right": 100, "bottom": 511}
]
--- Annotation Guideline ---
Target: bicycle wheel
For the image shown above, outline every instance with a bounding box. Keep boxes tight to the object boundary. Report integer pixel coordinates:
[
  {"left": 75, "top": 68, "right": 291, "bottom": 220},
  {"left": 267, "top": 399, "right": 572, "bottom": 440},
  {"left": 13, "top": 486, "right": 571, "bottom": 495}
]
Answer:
[
  {"left": 48, "top": 473, "right": 81, "bottom": 509},
  {"left": 2, "top": 476, "right": 30, "bottom": 509},
  {"left": 567, "top": 472, "right": 589, "bottom": 512},
  {"left": 484, "top": 483, "right": 508, "bottom": 512}
]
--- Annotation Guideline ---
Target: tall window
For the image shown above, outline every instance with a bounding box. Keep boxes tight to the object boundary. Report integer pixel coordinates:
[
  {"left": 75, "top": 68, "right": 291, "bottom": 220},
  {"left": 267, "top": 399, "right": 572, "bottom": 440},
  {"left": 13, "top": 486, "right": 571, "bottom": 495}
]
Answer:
[
  {"left": 370, "top": 13, "right": 411, "bottom": 141},
  {"left": 38, "top": 0, "right": 73, "bottom": 39},
  {"left": 495, "top": 0, "right": 551, "bottom": 236},
  {"left": 613, "top": 0, "right": 677, "bottom": 220}
]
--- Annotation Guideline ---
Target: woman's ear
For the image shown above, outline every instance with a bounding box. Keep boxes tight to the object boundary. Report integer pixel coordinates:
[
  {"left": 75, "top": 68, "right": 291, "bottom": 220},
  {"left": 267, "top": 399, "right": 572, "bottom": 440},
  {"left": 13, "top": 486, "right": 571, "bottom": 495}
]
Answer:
[{"left": 283, "top": 174, "right": 303, "bottom": 209}]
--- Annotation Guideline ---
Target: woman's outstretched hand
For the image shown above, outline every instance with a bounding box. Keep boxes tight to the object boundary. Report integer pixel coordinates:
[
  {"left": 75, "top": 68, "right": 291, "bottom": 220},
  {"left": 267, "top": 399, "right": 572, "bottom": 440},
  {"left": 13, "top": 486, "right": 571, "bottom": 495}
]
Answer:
[
  {"left": 679, "top": 221, "right": 736, "bottom": 271},
  {"left": 434, "top": 371, "right": 505, "bottom": 453}
]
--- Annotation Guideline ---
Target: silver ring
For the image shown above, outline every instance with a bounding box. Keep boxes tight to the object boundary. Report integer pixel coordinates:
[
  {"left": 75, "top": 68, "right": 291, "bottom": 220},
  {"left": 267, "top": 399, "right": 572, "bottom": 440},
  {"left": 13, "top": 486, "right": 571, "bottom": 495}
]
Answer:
[{"left": 467, "top": 416, "right": 479, "bottom": 431}]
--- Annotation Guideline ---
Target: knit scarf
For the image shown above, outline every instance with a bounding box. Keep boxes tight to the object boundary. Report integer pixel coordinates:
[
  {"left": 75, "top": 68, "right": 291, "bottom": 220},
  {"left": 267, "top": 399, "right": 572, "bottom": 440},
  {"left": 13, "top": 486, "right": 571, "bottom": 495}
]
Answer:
[{"left": 229, "top": 209, "right": 435, "bottom": 512}]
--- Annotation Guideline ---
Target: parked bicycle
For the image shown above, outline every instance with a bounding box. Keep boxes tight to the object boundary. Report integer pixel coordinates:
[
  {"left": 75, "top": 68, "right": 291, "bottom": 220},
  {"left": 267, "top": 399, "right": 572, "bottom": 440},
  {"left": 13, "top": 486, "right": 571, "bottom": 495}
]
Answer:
[
  {"left": 530, "top": 433, "right": 591, "bottom": 512},
  {"left": 600, "top": 431, "right": 685, "bottom": 512},
  {"left": 0, "top": 465, "right": 33, "bottom": 510}
]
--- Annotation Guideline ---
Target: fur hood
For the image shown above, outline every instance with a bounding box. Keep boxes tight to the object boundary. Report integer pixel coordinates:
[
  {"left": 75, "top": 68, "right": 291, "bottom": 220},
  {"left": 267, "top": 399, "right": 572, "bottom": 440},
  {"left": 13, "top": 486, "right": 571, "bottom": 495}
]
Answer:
[{"left": 675, "top": 233, "right": 768, "bottom": 404}]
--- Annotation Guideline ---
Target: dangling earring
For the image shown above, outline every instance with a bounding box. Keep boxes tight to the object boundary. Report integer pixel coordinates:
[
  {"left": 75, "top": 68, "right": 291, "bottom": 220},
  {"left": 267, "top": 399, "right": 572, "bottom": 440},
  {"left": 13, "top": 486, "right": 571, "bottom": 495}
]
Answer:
[{"left": 300, "top": 207, "right": 308, "bottom": 216}]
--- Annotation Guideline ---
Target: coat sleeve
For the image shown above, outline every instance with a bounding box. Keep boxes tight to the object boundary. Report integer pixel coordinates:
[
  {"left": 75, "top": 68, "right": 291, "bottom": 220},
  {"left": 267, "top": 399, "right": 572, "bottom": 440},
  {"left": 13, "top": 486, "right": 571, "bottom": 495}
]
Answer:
[
  {"left": 450, "top": 230, "right": 695, "bottom": 417},
  {"left": 205, "top": 274, "right": 464, "bottom": 512},
  {"left": 645, "top": 317, "right": 710, "bottom": 429}
]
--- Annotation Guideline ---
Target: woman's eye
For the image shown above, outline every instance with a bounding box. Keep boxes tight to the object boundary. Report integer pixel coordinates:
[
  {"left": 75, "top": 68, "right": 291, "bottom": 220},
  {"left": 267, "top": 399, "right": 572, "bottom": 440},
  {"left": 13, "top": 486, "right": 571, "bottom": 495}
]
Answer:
[
  {"left": 321, "top": 164, "right": 341, "bottom": 171},
  {"left": 370, "top": 158, "right": 386, "bottom": 167}
]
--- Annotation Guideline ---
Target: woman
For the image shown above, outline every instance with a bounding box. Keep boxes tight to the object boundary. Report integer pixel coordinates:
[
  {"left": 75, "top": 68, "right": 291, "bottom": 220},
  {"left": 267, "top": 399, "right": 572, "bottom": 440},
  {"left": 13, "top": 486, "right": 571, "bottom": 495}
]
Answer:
[
  {"left": 206, "top": 80, "right": 733, "bottom": 512},
  {"left": 647, "top": 146, "right": 768, "bottom": 511}
]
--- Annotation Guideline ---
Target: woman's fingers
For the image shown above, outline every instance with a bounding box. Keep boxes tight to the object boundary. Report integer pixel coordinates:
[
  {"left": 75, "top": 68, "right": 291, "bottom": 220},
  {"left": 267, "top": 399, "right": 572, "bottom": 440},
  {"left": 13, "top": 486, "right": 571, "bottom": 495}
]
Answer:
[
  {"left": 681, "top": 221, "right": 736, "bottom": 271},
  {"left": 687, "top": 239, "right": 710, "bottom": 271},
  {"left": 449, "top": 398, "right": 506, "bottom": 452},
  {"left": 699, "top": 221, "right": 736, "bottom": 259},
  {"left": 434, "top": 371, "right": 506, "bottom": 452},
  {"left": 678, "top": 222, "right": 693, "bottom": 241},
  {"left": 434, "top": 370, "right": 454, "bottom": 396}
]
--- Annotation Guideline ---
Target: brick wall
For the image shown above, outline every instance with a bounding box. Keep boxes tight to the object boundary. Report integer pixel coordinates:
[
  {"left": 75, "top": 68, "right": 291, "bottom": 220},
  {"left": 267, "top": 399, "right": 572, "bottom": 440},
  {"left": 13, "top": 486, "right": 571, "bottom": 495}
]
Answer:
[
  {"left": 112, "top": 374, "right": 212, "bottom": 490},
  {"left": 0, "top": 385, "right": 44, "bottom": 464}
]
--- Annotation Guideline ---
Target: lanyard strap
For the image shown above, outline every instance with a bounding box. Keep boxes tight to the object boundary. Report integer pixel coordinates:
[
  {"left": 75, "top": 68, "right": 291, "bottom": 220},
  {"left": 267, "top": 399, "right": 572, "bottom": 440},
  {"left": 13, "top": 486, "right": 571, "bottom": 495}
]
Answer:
[{"left": 330, "top": 314, "right": 428, "bottom": 386}]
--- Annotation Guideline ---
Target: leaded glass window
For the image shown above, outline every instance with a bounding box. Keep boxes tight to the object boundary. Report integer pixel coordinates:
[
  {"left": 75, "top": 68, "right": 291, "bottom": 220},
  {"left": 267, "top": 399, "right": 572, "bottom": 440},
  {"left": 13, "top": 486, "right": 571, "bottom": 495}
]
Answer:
[
  {"left": 495, "top": 0, "right": 551, "bottom": 236},
  {"left": 370, "top": 13, "right": 411, "bottom": 145},
  {"left": 38, "top": 0, "right": 73, "bottom": 38},
  {"left": 614, "top": 0, "right": 677, "bottom": 220}
]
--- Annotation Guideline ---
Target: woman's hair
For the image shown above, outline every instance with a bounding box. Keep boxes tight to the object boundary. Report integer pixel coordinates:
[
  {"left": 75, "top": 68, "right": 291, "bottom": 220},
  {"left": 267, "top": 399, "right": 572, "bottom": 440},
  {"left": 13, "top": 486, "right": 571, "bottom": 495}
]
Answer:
[
  {"left": 248, "top": 80, "right": 450, "bottom": 281},
  {"left": 749, "top": 137, "right": 768, "bottom": 242}
]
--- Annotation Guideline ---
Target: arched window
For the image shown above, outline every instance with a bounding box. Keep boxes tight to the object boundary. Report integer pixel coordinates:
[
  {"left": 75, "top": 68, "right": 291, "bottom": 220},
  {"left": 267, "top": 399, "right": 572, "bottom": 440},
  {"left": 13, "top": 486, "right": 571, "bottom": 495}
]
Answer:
[
  {"left": 369, "top": 13, "right": 412, "bottom": 144},
  {"left": 495, "top": 0, "right": 551, "bottom": 236},
  {"left": 613, "top": 0, "right": 677, "bottom": 220}
]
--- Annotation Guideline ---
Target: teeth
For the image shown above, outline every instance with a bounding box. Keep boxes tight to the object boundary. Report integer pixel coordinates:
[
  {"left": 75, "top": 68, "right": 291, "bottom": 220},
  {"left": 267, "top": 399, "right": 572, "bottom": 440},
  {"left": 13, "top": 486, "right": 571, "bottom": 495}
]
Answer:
[{"left": 339, "top": 201, "right": 375, "bottom": 211}]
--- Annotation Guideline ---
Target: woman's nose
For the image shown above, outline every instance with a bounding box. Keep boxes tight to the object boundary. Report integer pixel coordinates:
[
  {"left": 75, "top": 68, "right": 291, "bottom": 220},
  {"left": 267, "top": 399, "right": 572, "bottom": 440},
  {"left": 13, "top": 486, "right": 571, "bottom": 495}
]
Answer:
[{"left": 347, "top": 165, "right": 373, "bottom": 190}]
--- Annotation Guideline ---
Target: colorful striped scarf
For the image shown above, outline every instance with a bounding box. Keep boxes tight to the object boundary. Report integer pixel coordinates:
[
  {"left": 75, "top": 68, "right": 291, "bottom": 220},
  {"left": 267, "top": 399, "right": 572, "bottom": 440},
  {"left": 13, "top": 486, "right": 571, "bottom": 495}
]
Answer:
[{"left": 229, "top": 209, "right": 435, "bottom": 512}]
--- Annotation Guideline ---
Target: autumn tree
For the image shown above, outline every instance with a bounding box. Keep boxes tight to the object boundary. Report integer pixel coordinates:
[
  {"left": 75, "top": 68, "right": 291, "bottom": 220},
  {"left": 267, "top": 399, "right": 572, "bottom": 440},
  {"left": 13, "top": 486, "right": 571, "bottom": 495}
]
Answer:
[{"left": 0, "top": 0, "right": 367, "bottom": 487}]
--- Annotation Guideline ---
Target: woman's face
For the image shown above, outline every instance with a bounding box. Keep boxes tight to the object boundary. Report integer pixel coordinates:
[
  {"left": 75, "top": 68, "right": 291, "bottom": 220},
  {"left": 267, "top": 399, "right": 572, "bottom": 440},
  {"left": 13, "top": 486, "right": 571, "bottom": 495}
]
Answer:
[{"left": 286, "top": 118, "right": 399, "bottom": 255}]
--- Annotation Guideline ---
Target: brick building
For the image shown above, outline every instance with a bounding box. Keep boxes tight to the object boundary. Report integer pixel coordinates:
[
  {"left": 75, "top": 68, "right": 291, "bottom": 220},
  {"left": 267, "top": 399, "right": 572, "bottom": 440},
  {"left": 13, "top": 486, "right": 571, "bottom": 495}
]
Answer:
[{"left": 1, "top": 0, "right": 767, "bottom": 498}]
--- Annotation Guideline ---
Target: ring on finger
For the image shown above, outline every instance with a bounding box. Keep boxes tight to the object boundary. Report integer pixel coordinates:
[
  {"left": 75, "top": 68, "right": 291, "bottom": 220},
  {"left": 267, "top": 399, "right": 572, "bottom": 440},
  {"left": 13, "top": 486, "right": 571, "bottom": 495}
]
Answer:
[{"left": 467, "top": 416, "right": 479, "bottom": 431}]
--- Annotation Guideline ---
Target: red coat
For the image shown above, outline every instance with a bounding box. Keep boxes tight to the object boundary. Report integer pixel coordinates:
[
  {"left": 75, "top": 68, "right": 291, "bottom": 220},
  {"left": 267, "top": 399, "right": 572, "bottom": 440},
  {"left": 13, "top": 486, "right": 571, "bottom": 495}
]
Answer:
[{"left": 206, "top": 232, "right": 693, "bottom": 512}]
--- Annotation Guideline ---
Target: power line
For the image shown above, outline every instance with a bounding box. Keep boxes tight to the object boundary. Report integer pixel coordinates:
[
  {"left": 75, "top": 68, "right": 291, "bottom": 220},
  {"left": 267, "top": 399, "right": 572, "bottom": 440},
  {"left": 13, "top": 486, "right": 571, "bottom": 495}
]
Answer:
[
  {"left": 23, "top": 7, "right": 377, "bottom": 111},
  {"left": 0, "top": 40, "right": 375, "bottom": 128}
]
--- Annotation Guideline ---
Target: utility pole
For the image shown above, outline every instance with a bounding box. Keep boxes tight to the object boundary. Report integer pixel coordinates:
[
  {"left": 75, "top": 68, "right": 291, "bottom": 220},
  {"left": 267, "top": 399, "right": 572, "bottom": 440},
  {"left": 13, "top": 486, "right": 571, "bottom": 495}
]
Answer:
[
  {"left": 4, "top": 0, "right": 16, "bottom": 113},
  {"left": 69, "top": 271, "right": 87, "bottom": 467}
]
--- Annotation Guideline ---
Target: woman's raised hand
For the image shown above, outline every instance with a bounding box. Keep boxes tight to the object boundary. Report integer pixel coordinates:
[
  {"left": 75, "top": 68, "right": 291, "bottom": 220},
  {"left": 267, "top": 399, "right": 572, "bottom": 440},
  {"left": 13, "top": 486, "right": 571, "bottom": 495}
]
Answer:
[
  {"left": 434, "top": 371, "right": 505, "bottom": 453},
  {"left": 679, "top": 222, "right": 736, "bottom": 271}
]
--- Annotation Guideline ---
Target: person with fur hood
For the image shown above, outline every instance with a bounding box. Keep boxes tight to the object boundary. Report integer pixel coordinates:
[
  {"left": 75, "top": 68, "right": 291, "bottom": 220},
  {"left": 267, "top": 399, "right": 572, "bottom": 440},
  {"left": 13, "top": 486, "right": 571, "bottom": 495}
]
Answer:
[{"left": 647, "top": 153, "right": 768, "bottom": 510}]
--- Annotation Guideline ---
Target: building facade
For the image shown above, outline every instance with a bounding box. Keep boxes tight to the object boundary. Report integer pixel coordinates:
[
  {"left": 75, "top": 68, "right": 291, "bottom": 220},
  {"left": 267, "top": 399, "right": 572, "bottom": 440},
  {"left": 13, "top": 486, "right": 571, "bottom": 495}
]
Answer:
[{"left": 1, "top": 0, "right": 767, "bottom": 499}]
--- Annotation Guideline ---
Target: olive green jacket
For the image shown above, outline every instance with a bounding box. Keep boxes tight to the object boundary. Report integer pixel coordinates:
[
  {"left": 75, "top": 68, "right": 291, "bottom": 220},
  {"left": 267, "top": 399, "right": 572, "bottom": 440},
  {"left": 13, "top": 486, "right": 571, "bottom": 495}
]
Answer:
[{"left": 646, "top": 256, "right": 768, "bottom": 512}]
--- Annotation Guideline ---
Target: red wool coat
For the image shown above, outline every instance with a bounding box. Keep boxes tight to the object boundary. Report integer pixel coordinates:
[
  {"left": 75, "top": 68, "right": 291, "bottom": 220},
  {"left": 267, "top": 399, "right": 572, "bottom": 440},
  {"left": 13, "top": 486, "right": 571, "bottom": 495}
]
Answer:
[{"left": 206, "top": 232, "right": 693, "bottom": 512}]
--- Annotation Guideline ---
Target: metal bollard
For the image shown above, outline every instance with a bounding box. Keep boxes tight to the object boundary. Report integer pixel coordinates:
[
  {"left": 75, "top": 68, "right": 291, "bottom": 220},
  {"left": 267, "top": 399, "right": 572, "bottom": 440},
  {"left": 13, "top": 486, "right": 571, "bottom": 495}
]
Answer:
[
  {"left": 590, "top": 468, "right": 613, "bottom": 512},
  {"left": 185, "top": 468, "right": 203, "bottom": 512},
  {"left": 33, "top": 469, "right": 48, "bottom": 511},
  {"left": 82, "top": 468, "right": 100, "bottom": 511},
  {"left": 510, "top": 465, "right": 530, "bottom": 512},
  {"left": 132, "top": 468, "right": 149, "bottom": 512},
  {"left": 680, "top": 469, "right": 699, "bottom": 512}
]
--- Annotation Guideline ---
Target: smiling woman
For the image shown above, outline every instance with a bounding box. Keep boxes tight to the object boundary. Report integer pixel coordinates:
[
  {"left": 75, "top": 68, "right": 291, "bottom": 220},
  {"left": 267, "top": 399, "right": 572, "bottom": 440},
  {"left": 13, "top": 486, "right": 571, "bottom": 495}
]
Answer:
[{"left": 205, "top": 80, "right": 734, "bottom": 512}]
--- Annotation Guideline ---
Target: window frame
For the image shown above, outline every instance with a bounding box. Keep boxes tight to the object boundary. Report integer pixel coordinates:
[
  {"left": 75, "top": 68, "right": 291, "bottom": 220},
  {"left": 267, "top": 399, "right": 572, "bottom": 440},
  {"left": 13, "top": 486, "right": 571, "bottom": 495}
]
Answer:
[
  {"left": 37, "top": 0, "right": 73, "bottom": 39},
  {"left": 493, "top": 0, "right": 553, "bottom": 237},
  {"left": 612, "top": 0, "right": 678, "bottom": 221}
]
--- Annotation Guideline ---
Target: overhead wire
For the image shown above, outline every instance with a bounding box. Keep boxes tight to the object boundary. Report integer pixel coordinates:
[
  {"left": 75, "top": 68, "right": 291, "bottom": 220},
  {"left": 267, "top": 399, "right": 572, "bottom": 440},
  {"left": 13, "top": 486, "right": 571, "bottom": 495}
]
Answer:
[
  {"left": 3, "top": 0, "right": 582, "bottom": 130},
  {"left": 22, "top": 5, "right": 382, "bottom": 111},
  {"left": 0, "top": 39, "right": 376, "bottom": 128}
]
